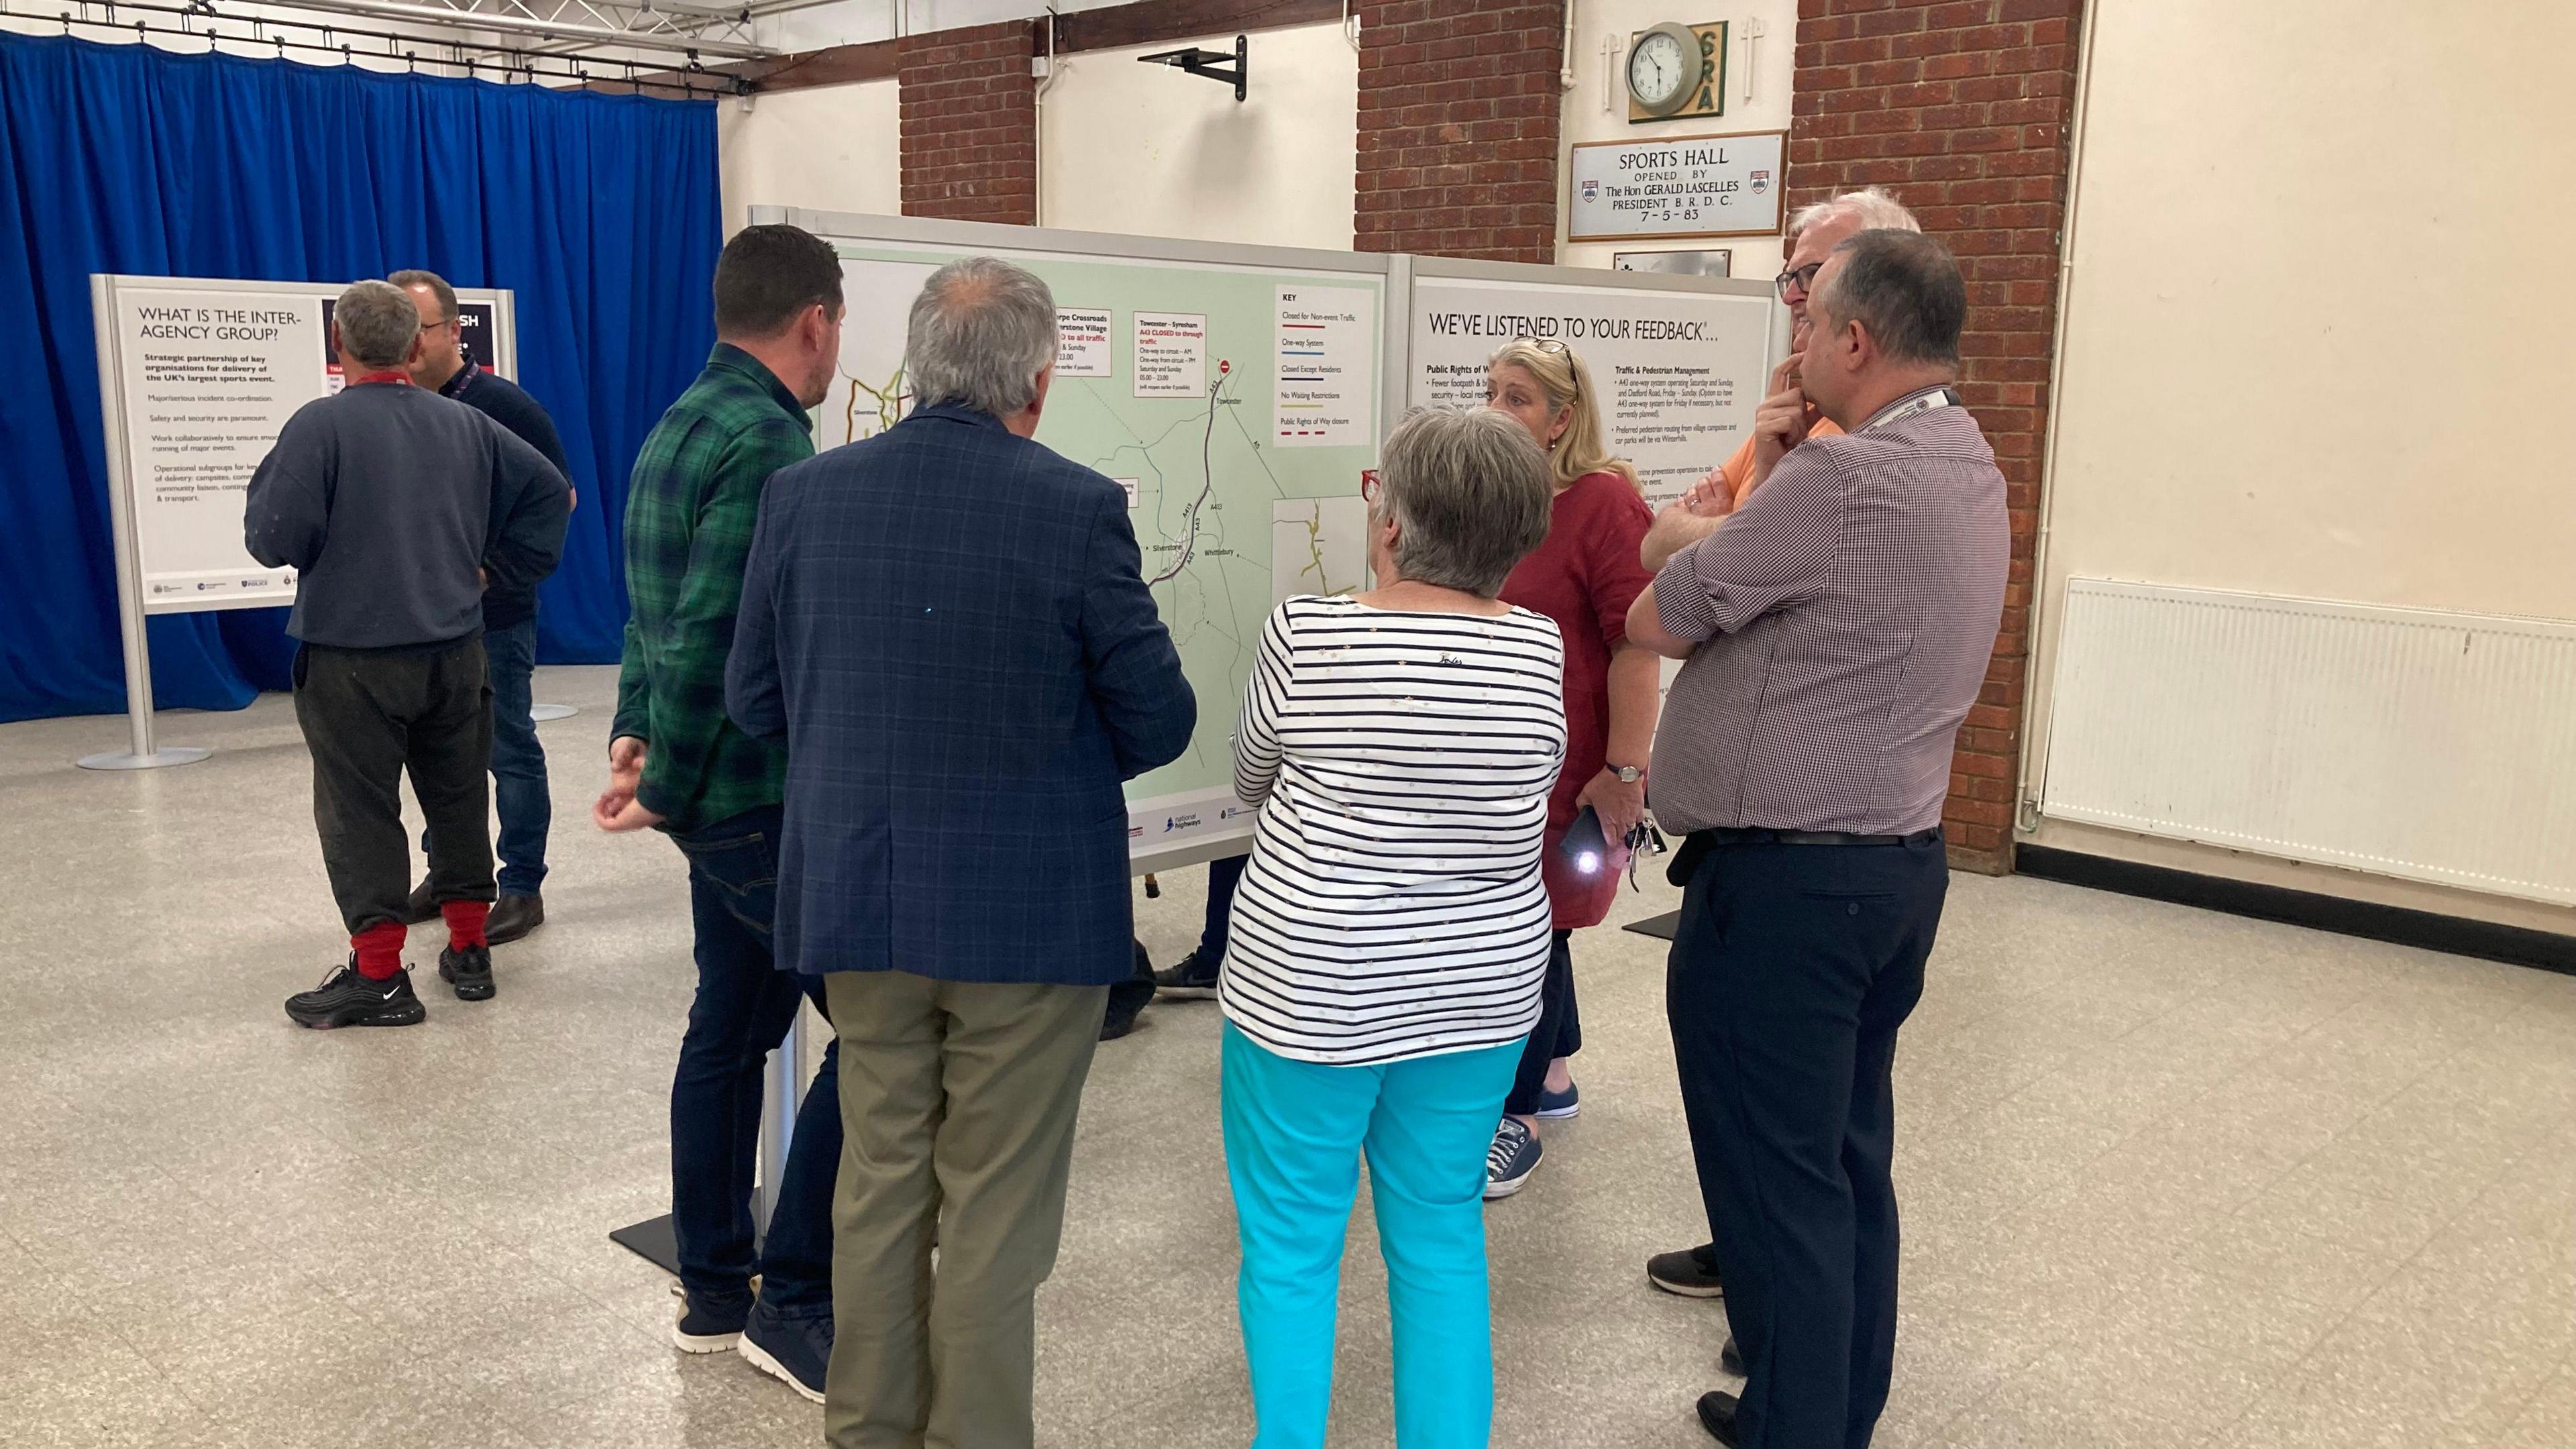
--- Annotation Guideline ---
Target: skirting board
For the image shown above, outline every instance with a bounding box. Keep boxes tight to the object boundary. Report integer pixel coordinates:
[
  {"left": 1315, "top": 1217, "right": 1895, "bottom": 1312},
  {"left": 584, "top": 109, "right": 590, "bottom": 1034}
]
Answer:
[{"left": 2016, "top": 845, "right": 2576, "bottom": 978}]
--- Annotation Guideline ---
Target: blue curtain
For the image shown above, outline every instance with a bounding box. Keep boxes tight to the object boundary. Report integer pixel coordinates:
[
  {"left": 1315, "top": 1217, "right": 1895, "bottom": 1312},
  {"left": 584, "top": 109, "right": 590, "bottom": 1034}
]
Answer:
[{"left": 0, "top": 34, "right": 720, "bottom": 722}]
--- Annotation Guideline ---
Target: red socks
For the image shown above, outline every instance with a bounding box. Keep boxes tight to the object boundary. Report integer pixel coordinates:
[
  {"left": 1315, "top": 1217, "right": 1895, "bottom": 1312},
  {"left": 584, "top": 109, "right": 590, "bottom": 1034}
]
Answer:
[
  {"left": 441, "top": 900, "right": 490, "bottom": 951},
  {"left": 352, "top": 922, "right": 406, "bottom": 980}
]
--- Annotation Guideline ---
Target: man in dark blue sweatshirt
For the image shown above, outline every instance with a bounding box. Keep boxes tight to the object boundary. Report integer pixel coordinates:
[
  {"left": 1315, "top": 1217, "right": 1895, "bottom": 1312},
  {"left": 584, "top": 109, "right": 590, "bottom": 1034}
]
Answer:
[
  {"left": 248, "top": 279, "right": 570, "bottom": 1029},
  {"left": 390, "top": 270, "right": 571, "bottom": 947}
]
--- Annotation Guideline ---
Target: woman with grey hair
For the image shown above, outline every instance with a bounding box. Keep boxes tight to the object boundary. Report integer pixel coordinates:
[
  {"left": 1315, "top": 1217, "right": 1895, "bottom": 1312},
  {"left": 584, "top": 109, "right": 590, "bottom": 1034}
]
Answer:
[{"left": 1218, "top": 405, "right": 1566, "bottom": 1447}]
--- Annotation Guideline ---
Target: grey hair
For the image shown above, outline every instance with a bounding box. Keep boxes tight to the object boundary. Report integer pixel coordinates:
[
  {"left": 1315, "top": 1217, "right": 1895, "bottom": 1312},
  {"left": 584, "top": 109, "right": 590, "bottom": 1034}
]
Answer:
[
  {"left": 1377, "top": 406, "right": 1553, "bottom": 598},
  {"left": 1810, "top": 229, "right": 1966, "bottom": 368},
  {"left": 905, "top": 257, "right": 1058, "bottom": 417},
  {"left": 333, "top": 280, "right": 421, "bottom": 368},
  {"left": 1788, "top": 185, "right": 1921, "bottom": 240}
]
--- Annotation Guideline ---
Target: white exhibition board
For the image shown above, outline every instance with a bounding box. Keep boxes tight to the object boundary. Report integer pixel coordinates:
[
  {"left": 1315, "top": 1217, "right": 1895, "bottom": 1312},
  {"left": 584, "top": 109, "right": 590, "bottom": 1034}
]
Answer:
[
  {"left": 91, "top": 275, "right": 517, "bottom": 615},
  {"left": 1402, "top": 259, "right": 1778, "bottom": 717},
  {"left": 1405, "top": 260, "right": 1778, "bottom": 509},
  {"left": 766, "top": 210, "right": 1392, "bottom": 874}
]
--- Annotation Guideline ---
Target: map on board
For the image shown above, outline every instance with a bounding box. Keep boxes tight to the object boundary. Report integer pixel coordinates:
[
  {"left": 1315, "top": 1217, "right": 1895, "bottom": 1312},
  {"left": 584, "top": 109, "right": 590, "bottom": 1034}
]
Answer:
[{"left": 821, "top": 241, "right": 1380, "bottom": 844}]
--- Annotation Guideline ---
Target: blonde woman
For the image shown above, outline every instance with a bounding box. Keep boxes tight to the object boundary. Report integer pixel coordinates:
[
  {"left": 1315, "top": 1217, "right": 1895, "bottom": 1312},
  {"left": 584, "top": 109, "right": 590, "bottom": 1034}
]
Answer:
[{"left": 1480, "top": 335, "right": 1660, "bottom": 1197}]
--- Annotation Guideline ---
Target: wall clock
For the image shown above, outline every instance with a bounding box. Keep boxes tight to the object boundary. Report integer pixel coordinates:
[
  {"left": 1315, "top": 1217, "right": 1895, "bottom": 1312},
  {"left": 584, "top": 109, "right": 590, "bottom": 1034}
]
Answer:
[{"left": 1627, "top": 21, "right": 1729, "bottom": 125}]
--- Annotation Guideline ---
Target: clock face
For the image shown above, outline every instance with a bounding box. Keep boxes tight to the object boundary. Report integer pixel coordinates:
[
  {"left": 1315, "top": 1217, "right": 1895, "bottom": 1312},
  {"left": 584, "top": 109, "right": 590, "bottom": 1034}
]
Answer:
[{"left": 1629, "top": 30, "right": 1693, "bottom": 108}]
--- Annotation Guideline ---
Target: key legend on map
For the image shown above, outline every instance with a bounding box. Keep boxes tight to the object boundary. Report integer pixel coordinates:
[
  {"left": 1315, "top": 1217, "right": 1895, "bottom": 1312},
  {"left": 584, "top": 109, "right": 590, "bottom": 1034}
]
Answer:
[{"left": 1274, "top": 286, "right": 1373, "bottom": 448}]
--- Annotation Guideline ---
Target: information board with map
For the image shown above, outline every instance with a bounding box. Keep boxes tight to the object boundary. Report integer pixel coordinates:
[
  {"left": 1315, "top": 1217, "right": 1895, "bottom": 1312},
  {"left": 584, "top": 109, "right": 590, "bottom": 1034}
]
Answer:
[{"left": 785, "top": 216, "right": 1387, "bottom": 866}]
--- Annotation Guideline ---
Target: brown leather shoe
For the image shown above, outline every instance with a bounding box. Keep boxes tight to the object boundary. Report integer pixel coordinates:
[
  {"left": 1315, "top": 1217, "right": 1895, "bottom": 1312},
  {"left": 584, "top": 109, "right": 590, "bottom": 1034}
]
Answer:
[
  {"left": 400, "top": 879, "right": 441, "bottom": 926},
  {"left": 486, "top": 893, "right": 545, "bottom": 945}
]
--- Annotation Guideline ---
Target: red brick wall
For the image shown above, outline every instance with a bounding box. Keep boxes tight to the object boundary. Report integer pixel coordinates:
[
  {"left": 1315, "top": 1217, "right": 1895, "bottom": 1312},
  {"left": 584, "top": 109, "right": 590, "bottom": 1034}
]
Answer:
[
  {"left": 1786, "top": 0, "right": 2081, "bottom": 873},
  {"left": 898, "top": 21, "right": 1037, "bottom": 225},
  {"left": 1352, "top": 1, "right": 1566, "bottom": 261}
]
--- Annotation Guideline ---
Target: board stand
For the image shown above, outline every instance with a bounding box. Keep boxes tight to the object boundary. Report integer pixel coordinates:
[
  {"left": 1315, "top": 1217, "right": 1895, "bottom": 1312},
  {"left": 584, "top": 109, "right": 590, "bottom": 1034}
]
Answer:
[{"left": 612, "top": 1008, "right": 808, "bottom": 1275}]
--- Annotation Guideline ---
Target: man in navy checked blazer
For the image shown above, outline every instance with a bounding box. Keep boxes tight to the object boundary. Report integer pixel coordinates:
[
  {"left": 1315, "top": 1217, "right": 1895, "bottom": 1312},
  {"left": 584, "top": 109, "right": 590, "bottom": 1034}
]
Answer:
[{"left": 726, "top": 256, "right": 1193, "bottom": 1449}]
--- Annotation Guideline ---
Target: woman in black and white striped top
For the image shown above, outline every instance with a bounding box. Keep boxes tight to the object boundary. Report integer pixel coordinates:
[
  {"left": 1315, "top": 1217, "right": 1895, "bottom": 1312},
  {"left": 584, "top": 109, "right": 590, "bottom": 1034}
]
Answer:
[{"left": 1219, "top": 406, "right": 1564, "bottom": 1448}]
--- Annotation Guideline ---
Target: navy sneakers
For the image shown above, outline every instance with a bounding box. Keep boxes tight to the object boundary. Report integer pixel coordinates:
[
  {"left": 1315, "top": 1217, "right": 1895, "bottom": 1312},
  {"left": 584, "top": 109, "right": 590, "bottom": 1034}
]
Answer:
[
  {"left": 738, "top": 1293, "right": 832, "bottom": 1404},
  {"left": 1483, "top": 1117, "right": 1544, "bottom": 1199},
  {"left": 672, "top": 1289, "right": 747, "bottom": 1354},
  {"left": 1535, "top": 1079, "right": 1580, "bottom": 1118}
]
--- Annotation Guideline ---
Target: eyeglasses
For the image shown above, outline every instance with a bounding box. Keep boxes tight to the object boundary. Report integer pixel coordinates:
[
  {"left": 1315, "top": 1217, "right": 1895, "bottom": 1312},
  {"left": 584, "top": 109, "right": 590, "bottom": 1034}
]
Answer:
[
  {"left": 1528, "top": 337, "right": 1570, "bottom": 354},
  {"left": 1360, "top": 469, "right": 1383, "bottom": 504},
  {"left": 1773, "top": 262, "right": 1823, "bottom": 302}
]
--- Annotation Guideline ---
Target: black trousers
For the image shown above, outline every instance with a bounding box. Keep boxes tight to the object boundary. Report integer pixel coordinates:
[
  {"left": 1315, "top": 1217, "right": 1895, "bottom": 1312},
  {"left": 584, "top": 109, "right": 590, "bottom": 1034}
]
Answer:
[
  {"left": 1504, "top": 928, "right": 1580, "bottom": 1116},
  {"left": 293, "top": 637, "right": 496, "bottom": 936},
  {"left": 1665, "top": 833, "right": 1947, "bottom": 1449}
]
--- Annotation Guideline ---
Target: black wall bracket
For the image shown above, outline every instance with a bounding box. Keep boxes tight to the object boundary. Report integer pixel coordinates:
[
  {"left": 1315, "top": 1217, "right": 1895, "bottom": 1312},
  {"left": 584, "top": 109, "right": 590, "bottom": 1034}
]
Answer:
[{"left": 1138, "top": 34, "right": 1247, "bottom": 103}]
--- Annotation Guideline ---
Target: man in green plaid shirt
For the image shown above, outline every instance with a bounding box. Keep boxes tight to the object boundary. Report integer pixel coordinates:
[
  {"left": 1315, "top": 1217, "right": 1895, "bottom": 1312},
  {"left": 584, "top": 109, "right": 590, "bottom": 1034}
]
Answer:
[{"left": 592, "top": 224, "right": 849, "bottom": 1404}]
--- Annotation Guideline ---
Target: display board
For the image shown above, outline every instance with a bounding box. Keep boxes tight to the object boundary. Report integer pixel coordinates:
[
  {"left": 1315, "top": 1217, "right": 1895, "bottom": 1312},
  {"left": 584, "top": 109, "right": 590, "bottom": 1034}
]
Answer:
[
  {"left": 1406, "top": 258, "right": 1778, "bottom": 508},
  {"left": 767, "top": 211, "right": 1393, "bottom": 871},
  {"left": 91, "top": 276, "right": 517, "bottom": 614},
  {"left": 1403, "top": 257, "right": 1777, "bottom": 718}
]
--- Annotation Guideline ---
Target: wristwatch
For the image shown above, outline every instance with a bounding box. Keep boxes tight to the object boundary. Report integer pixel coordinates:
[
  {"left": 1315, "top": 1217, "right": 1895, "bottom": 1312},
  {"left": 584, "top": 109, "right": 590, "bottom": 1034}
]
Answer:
[{"left": 1610, "top": 764, "right": 1645, "bottom": 784}]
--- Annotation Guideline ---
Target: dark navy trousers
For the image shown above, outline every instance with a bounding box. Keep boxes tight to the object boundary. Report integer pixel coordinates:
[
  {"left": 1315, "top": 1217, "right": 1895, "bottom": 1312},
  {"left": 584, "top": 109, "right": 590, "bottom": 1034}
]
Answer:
[{"left": 1665, "top": 832, "right": 1948, "bottom": 1449}]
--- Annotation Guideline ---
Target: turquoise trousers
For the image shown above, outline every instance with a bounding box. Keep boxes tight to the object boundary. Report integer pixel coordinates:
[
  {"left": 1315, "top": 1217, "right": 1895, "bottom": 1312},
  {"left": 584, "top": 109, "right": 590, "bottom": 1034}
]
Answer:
[{"left": 1221, "top": 1021, "right": 1525, "bottom": 1449}]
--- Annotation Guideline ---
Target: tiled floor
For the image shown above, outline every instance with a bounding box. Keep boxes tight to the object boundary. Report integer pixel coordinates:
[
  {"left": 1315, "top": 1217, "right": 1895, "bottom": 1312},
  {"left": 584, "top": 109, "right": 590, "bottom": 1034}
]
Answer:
[{"left": 2, "top": 666, "right": 2571, "bottom": 1448}]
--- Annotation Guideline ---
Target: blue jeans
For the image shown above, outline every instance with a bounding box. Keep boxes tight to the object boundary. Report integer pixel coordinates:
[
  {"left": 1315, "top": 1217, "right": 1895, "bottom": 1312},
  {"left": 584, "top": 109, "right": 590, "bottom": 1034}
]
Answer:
[
  {"left": 1221, "top": 1022, "right": 1524, "bottom": 1449},
  {"left": 419, "top": 616, "right": 547, "bottom": 896},
  {"left": 668, "top": 804, "right": 841, "bottom": 1317}
]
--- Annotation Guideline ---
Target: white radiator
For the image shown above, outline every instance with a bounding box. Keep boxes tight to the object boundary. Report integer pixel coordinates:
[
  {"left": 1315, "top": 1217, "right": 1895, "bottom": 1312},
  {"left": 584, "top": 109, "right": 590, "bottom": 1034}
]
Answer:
[{"left": 2038, "top": 579, "right": 2576, "bottom": 907}]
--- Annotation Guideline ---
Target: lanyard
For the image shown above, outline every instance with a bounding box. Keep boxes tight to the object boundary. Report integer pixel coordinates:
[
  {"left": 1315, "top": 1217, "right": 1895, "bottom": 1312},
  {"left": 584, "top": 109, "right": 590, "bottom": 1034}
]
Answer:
[
  {"left": 440, "top": 360, "right": 480, "bottom": 399},
  {"left": 350, "top": 371, "right": 412, "bottom": 387},
  {"left": 1863, "top": 386, "right": 1960, "bottom": 431}
]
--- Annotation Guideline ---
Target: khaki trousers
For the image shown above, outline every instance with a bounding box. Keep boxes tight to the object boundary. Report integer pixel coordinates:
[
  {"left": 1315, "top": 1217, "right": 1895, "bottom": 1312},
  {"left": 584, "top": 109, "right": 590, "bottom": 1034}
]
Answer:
[{"left": 821, "top": 969, "right": 1110, "bottom": 1449}]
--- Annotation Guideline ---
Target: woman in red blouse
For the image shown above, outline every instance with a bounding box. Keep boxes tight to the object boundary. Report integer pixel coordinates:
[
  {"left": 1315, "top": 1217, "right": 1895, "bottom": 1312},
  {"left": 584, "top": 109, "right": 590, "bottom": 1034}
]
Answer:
[{"left": 1481, "top": 336, "right": 1661, "bottom": 1198}]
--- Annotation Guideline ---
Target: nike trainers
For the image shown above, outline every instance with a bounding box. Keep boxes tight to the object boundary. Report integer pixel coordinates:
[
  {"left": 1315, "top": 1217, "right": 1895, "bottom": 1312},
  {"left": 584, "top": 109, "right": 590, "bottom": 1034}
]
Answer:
[
  {"left": 285, "top": 958, "right": 425, "bottom": 1029},
  {"left": 1648, "top": 1242, "right": 1727, "bottom": 1298},
  {"left": 1483, "top": 1117, "right": 1543, "bottom": 1199},
  {"left": 738, "top": 1294, "right": 832, "bottom": 1404},
  {"left": 438, "top": 943, "right": 495, "bottom": 1002},
  {"left": 1150, "top": 948, "right": 1221, "bottom": 1000}
]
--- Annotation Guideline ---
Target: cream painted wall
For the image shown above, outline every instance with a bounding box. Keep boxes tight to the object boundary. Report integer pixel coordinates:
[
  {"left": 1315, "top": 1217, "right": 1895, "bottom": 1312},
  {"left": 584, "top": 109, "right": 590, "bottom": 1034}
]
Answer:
[
  {"left": 716, "top": 78, "right": 904, "bottom": 235},
  {"left": 2023, "top": 0, "right": 2576, "bottom": 930},
  {"left": 1036, "top": 23, "right": 1358, "bottom": 250},
  {"left": 1558, "top": 1, "right": 1803, "bottom": 271}
]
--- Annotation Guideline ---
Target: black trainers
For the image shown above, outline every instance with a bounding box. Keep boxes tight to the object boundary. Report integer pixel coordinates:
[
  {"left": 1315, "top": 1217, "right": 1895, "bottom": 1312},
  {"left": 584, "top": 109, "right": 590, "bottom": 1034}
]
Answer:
[
  {"left": 672, "top": 1289, "right": 747, "bottom": 1353},
  {"left": 1103, "top": 940, "right": 1154, "bottom": 1041},
  {"left": 1721, "top": 1336, "right": 1744, "bottom": 1377},
  {"left": 1648, "top": 1242, "right": 1726, "bottom": 1298},
  {"left": 285, "top": 958, "right": 425, "bottom": 1029},
  {"left": 737, "top": 1293, "right": 831, "bottom": 1404},
  {"left": 1151, "top": 948, "right": 1221, "bottom": 999},
  {"left": 1697, "top": 1389, "right": 1743, "bottom": 1446},
  {"left": 438, "top": 943, "right": 495, "bottom": 1002}
]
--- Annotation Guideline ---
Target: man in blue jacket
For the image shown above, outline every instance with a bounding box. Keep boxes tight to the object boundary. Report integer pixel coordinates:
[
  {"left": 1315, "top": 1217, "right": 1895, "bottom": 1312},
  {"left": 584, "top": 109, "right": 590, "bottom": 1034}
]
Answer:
[
  {"left": 390, "top": 269, "right": 574, "bottom": 946},
  {"left": 726, "top": 255, "right": 1193, "bottom": 1449},
  {"left": 248, "top": 280, "right": 570, "bottom": 1028}
]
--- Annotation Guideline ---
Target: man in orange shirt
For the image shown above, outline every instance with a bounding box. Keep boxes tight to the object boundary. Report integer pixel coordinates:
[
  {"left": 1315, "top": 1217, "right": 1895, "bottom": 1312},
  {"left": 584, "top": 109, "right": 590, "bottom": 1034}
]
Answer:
[{"left": 1644, "top": 188, "right": 1923, "bottom": 573}]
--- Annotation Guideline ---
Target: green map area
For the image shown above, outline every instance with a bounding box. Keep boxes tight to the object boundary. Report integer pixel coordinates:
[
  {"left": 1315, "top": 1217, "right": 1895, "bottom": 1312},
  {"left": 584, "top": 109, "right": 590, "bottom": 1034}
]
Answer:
[{"left": 824, "top": 244, "right": 1379, "bottom": 808}]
